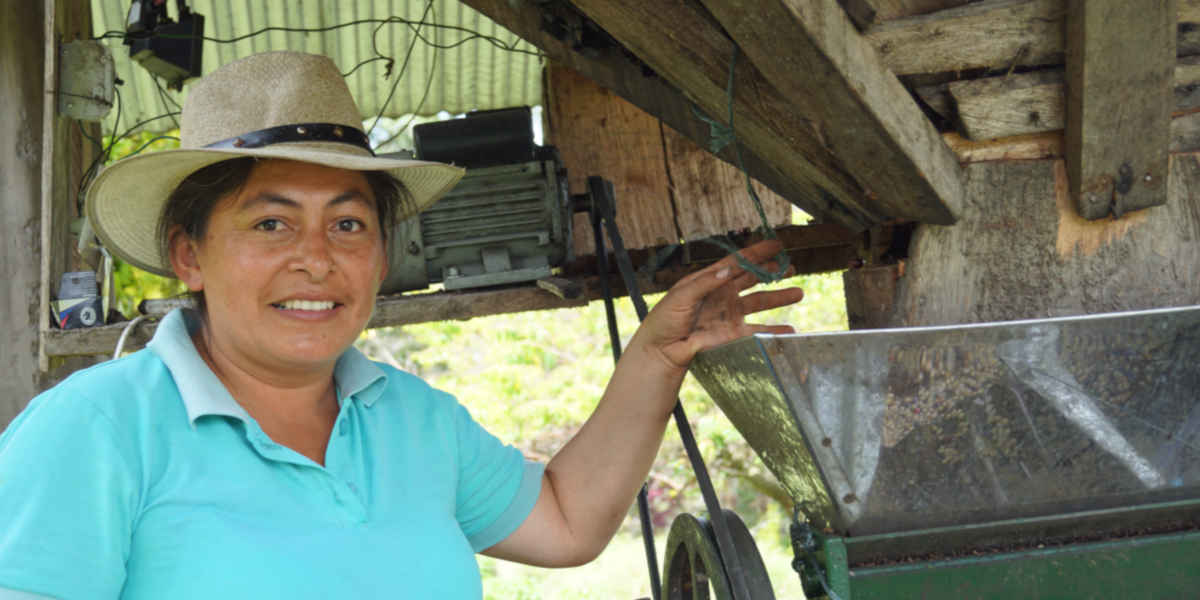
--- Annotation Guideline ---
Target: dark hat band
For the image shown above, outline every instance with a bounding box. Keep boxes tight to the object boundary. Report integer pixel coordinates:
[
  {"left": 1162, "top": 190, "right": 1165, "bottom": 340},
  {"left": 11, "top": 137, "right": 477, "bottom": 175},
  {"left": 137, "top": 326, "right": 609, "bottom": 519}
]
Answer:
[{"left": 204, "top": 123, "right": 374, "bottom": 155}]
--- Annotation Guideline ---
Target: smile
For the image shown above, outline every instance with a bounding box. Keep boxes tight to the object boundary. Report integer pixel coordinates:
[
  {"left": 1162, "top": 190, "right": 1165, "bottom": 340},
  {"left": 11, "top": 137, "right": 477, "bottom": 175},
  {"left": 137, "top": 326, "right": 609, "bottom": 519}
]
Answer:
[{"left": 273, "top": 299, "right": 339, "bottom": 311}]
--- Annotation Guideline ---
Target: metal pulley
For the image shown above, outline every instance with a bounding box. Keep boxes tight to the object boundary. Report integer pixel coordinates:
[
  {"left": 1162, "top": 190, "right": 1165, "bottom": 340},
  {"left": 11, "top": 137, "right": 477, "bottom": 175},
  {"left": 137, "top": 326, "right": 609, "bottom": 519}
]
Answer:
[{"left": 662, "top": 511, "right": 776, "bottom": 600}]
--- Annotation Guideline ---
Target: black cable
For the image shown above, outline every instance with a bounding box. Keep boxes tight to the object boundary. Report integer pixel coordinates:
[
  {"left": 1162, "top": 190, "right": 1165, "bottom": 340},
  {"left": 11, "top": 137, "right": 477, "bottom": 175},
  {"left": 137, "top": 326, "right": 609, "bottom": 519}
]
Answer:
[
  {"left": 93, "top": 19, "right": 543, "bottom": 58},
  {"left": 591, "top": 195, "right": 663, "bottom": 600},
  {"left": 374, "top": 12, "right": 442, "bottom": 151},
  {"left": 592, "top": 176, "right": 754, "bottom": 600},
  {"left": 367, "top": 1, "right": 435, "bottom": 139},
  {"left": 152, "top": 77, "right": 181, "bottom": 129}
]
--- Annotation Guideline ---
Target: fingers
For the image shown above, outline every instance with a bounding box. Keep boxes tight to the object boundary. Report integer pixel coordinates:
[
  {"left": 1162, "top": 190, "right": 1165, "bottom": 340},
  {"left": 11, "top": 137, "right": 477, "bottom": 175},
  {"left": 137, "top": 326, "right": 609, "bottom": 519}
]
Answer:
[
  {"left": 666, "top": 240, "right": 788, "bottom": 307},
  {"left": 738, "top": 288, "right": 805, "bottom": 315}
]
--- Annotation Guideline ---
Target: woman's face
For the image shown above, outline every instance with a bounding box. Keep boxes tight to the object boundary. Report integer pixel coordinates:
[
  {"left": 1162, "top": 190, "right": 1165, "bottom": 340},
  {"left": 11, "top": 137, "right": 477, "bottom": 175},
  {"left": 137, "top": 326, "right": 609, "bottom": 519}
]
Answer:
[{"left": 169, "top": 159, "right": 387, "bottom": 374}]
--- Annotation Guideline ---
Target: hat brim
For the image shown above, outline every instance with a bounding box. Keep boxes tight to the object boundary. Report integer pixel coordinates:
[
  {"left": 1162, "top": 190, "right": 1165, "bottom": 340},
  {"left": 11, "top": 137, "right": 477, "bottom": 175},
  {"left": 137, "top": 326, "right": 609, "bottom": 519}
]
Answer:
[{"left": 85, "top": 144, "right": 465, "bottom": 278}]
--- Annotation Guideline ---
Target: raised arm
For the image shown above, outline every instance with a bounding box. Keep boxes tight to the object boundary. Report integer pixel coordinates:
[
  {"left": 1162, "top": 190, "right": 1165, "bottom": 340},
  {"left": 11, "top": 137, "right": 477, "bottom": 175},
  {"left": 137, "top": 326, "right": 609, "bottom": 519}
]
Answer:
[{"left": 484, "top": 239, "right": 804, "bottom": 566}]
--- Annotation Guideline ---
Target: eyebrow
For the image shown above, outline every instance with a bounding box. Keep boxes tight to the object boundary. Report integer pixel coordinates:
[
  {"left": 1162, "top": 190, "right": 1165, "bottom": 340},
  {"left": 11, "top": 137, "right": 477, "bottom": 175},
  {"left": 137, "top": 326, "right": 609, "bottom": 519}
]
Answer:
[{"left": 239, "top": 190, "right": 373, "bottom": 212}]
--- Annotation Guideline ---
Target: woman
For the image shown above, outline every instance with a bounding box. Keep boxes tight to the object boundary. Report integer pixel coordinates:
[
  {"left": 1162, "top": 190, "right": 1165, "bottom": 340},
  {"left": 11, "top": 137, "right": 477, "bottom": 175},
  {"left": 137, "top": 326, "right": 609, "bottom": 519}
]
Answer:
[{"left": 0, "top": 52, "right": 802, "bottom": 598}]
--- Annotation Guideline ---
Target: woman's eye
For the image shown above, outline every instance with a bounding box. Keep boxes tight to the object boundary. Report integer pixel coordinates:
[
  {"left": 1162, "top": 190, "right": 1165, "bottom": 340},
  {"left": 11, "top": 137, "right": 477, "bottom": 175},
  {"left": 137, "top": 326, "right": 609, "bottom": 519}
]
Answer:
[
  {"left": 254, "top": 218, "right": 282, "bottom": 232},
  {"left": 337, "top": 219, "right": 366, "bottom": 233}
]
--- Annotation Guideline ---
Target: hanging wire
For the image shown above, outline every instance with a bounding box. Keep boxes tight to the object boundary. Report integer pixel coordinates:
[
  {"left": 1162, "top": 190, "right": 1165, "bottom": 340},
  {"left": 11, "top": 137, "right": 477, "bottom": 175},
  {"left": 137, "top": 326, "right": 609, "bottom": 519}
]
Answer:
[
  {"left": 367, "top": 1, "right": 436, "bottom": 139},
  {"left": 93, "top": 18, "right": 543, "bottom": 58},
  {"left": 690, "top": 45, "right": 791, "bottom": 283}
]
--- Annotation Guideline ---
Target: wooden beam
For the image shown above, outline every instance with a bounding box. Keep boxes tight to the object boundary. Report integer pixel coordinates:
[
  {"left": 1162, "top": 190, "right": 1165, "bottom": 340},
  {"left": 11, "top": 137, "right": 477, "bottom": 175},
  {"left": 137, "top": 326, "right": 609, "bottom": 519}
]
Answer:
[
  {"left": 565, "top": 0, "right": 965, "bottom": 225},
  {"left": 699, "top": 0, "right": 965, "bottom": 227},
  {"left": 866, "top": 0, "right": 1200, "bottom": 77},
  {"left": 1066, "top": 0, "right": 1175, "bottom": 219},
  {"left": 44, "top": 224, "right": 866, "bottom": 357},
  {"left": 944, "top": 59, "right": 1200, "bottom": 142},
  {"left": 460, "top": 0, "right": 873, "bottom": 229},
  {"left": 864, "top": 0, "right": 973, "bottom": 21},
  {"left": 545, "top": 64, "right": 792, "bottom": 256}
]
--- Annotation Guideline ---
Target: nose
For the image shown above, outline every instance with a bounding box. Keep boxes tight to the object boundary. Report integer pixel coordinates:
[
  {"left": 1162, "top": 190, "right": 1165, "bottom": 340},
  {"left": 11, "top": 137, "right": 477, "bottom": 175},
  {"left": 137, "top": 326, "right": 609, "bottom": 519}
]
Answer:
[{"left": 290, "top": 228, "right": 334, "bottom": 281}]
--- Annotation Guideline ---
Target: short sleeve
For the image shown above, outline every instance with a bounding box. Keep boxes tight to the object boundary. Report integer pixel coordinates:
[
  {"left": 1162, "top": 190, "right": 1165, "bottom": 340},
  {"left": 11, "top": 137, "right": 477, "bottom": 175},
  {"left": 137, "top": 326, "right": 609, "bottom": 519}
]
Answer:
[
  {"left": 452, "top": 403, "right": 544, "bottom": 551},
  {"left": 0, "top": 389, "right": 139, "bottom": 598}
]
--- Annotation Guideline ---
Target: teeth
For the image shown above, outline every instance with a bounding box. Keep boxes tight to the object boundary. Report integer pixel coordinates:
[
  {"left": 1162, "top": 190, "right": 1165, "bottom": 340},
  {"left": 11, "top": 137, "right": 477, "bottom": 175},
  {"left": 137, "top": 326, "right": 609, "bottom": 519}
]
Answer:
[{"left": 277, "top": 299, "right": 335, "bottom": 311}]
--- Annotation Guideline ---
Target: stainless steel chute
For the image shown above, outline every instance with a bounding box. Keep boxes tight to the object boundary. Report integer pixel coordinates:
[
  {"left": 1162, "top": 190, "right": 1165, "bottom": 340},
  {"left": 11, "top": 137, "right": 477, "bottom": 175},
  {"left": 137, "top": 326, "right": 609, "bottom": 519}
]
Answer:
[{"left": 691, "top": 306, "right": 1200, "bottom": 537}]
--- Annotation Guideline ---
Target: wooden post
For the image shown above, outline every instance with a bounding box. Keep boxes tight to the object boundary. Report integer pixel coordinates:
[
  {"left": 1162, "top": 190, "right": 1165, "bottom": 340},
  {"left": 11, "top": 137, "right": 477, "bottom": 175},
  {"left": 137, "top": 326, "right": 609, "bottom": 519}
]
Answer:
[
  {"left": 865, "top": 156, "right": 1200, "bottom": 328},
  {"left": 1, "top": 0, "right": 100, "bottom": 428},
  {"left": 1066, "top": 0, "right": 1176, "bottom": 219}
]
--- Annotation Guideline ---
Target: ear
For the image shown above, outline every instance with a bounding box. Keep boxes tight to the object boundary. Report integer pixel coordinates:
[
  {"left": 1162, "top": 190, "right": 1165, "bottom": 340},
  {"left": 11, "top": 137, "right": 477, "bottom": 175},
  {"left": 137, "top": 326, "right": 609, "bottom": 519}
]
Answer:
[{"left": 167, "top": 226, "right": 205, "bottom": 292}]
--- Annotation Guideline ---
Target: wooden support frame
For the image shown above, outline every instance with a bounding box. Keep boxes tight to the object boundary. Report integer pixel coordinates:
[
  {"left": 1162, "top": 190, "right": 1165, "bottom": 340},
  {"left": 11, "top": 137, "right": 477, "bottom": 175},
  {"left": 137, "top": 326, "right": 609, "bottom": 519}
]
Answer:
[
  {"left": 564, "top": 0, "right": 961, "bottom": 226},
  {"left": 1066, "top": 0, "right": 1176, "bottom": 219},
  {"left": 698, "top": 0, "right": 964, "bottom": 225},
  {"left": 866, "top": 0, "right": 1200, "bottom": 77},
  {"left": 461, "top": 0, "right": 873, "bottom": 229}
]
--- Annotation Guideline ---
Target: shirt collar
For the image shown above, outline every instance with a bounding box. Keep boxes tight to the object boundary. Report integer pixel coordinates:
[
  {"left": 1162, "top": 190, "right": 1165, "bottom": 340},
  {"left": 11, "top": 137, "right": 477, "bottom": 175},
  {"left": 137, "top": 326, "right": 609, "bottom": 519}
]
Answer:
[{"left": 147, "top": 308, "right": 388, "bottom": 425}]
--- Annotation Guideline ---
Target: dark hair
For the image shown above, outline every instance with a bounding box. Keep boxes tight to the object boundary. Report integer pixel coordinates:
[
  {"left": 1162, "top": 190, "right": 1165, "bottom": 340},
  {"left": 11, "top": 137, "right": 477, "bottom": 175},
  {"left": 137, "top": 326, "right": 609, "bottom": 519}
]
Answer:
[
  {"left": 158, "top": 157, "right": 412, "bottom": 260},
  {"left": 157, "top": 157, "right": 413, "bottom": 308}
]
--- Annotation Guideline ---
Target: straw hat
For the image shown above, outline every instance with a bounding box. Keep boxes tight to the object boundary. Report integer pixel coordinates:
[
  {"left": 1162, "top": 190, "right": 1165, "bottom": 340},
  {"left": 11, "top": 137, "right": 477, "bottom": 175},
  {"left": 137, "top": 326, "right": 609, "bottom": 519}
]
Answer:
[{"left": 86, "top": 51, "right": 465, "bottom": 278}]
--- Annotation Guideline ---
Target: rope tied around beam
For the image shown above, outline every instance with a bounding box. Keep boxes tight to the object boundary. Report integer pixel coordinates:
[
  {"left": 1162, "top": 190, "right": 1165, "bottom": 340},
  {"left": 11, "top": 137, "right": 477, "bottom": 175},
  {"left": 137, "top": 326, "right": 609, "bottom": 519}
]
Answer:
[{"left": 689, "top": 45, "right": 791, "bottom": 283}]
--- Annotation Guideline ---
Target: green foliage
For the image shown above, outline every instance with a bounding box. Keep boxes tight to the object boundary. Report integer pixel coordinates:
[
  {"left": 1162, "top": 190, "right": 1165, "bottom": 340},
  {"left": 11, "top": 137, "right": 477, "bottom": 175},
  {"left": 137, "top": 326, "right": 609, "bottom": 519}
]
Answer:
[{"left": 102, "top": 130, "right": 188, "bottom": 319}]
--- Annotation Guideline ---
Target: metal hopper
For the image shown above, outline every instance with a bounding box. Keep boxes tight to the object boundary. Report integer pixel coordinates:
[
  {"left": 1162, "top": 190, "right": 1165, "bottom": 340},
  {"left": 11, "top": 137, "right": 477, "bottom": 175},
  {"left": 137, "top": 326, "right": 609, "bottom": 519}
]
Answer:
[{"left": 690, "top": 305, "right": 1200, "bottom": 597}]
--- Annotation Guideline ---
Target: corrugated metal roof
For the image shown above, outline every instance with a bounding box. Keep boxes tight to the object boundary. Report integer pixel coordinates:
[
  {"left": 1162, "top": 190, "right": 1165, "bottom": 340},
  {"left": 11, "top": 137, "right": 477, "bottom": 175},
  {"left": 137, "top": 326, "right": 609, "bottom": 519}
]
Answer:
[{"left": 90, "top": 0, "right": 544, "bottom": 138}]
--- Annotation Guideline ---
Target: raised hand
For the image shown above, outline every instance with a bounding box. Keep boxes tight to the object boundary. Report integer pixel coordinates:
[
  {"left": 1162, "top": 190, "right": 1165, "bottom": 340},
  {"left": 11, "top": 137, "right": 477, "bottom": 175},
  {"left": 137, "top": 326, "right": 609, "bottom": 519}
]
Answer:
[{"left": 634, "top": 239, "right": 806, "bottom": 372}]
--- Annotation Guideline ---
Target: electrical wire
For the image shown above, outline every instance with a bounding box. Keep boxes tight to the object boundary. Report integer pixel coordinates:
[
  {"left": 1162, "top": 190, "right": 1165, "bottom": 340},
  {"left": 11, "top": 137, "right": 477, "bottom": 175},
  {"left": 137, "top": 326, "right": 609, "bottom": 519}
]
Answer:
[
  {"left": 93, "top": 18, "right": 543, "bottom": 58},
  {"left": 367, "top": 1, "right": 435, "bottom": 139}
]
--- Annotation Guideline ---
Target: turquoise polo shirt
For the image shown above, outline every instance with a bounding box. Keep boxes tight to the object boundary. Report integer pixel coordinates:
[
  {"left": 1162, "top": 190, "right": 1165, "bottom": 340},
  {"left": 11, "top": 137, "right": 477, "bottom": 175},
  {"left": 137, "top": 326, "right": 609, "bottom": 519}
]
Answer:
[{"left": 0, "top": 309, "right": 543, "bottom": 599}]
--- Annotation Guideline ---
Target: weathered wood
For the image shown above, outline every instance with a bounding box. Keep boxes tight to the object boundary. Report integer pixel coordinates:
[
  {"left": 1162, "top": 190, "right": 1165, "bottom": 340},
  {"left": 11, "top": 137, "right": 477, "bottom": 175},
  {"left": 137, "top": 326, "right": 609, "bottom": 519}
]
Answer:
[
  {"left": 47, "top": 224, "right": 863, "bottom": 357},
  {"left": 460, "top": 0, "right": 871, "bottom": 229},
  {"left": 0, "top": 0, "right": 101, "bottom": 427},
  {"left": 660, "top": 124, "right": 793, "bottom": 242},
  {"left": 838, "top": 0, "right": 879, "bottom": 29},
  {"left": 943, "top": 131, "right": 1066, "bottom": 163},
  {"left": 547, "top": 65, "right": 791, "bottom": 256},
  {"left": 547, "top": 65, "right": 677, "bottom": 256},
  {"left": 560, "top": 0, "right": 909, "bottom": 225},
  {"left": 886, "top": 157, "right": 1200, "bottom": 327},
  {"left": 865, "top": 0, "right": 973, "bottom": 21},
  {"left": 947, "top": 60, "right": 1200, "bottom": 141},
  {"left": 866, "top": 0, "right": 1200, "bottom": 77},
  {"left": 868, "top": 0, "right": 1069, "bottom": 76},
  {"left": 843, "top": 264, "right": 902, "bottom": 329},
  {"left": 2, "top": 1, "right": 51, "bottom": 424},
  {"left": 1066, "top": 0, "right": 1175, "bottom": 219},
  {"left": 949, "top": 70, "right": 1066, "bottom": 140},
  {"left": 701, "top": 0, "right": 965, "bottom": 227}
]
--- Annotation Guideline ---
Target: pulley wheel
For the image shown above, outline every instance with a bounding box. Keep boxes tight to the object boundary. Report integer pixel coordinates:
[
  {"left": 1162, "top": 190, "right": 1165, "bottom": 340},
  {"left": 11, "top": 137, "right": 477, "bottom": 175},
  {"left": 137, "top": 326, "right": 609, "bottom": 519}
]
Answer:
[{"left": 661, "top": 510, "right": 776, "bottom": 600}]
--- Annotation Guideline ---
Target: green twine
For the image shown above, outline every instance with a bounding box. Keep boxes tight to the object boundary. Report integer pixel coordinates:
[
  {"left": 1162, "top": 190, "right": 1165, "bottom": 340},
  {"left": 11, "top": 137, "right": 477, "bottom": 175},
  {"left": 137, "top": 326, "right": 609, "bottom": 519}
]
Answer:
[{"left": 690, "top": 45, "right": 791, "bottom": 284}]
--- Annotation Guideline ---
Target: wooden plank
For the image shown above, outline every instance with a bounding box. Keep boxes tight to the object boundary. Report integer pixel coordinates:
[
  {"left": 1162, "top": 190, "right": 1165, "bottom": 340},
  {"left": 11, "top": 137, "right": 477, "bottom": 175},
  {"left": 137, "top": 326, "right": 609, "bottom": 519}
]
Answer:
[
  {"left": 888, "top": 157, "right": 1200, "bottom": 327},
  {"left": 943, "top": 131, "right": 1066, "bottom": 162},
  {"left": 1065, "top": 0, "right": 1175, "bottom": 219},
  {"left": 460, "top": 0, "right": 873, "bottom": 230},
  {"left": 546, "top": 65, "right": 677, "bottom": 256},
  {"left": 547, "top": 65, "right": 792, "bottom": 255},
  {"left": 949, "top": 70, "right": 1066, "bottom": 140},
  {"left": 3, "top": 0, "right": 52, "bottom": 423},
  {"left": 46, "top": 224, "right": 865, "bottom": 357},
  {"left": 867, "top": 0, "right": 1068, "bottom": 76},
  {"left": 865, "top": 0, "right": 973, "bottom": 21},
  {"left": 866, "top": 0, "right": 1200, "bottom": 77},
  {"left": 948, "top": 59, "right": 1200, "bottom": 141},
  {"left": 843, "top": 264, "right": 901, "bottom": 329},
  {"left": 660, "top": 122, "right": 793, "bottom": 241},
  {"left": 540, "top": 0, "right": 903, "bottom": 225},
  {"left": 700, "top": 0, "right": 965, "bottom": 228},
  {"left": 568, "top": 0, "right": 960, "bottom": 224}
]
